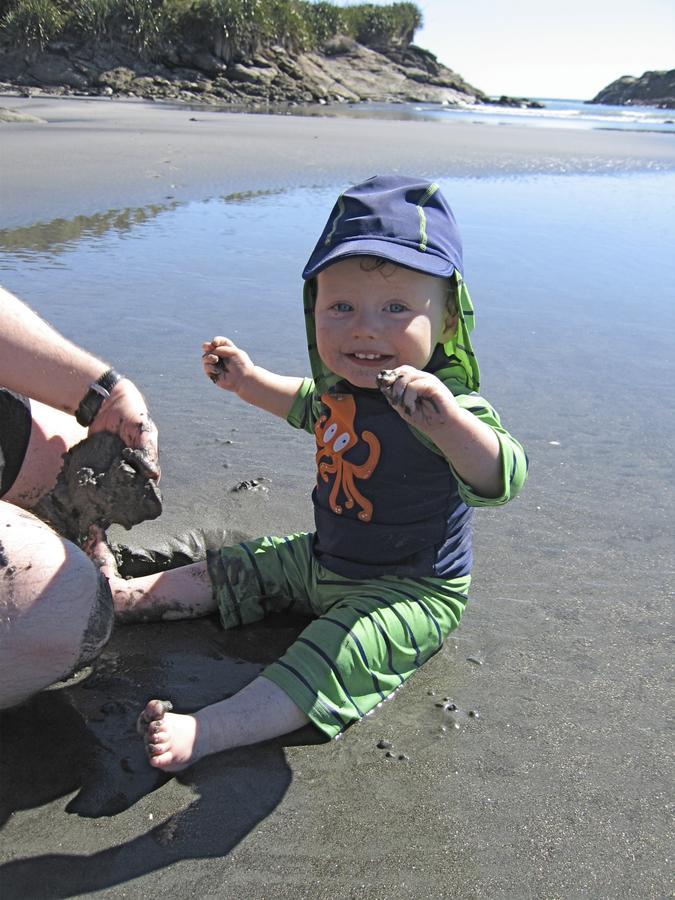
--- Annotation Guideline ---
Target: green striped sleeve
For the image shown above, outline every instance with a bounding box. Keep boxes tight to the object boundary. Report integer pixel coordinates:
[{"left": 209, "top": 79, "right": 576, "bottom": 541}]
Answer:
[
  {"left": 286, "top": 377, "right": 318, "bottom": 434},
  {"left": 450, "top": 393, "right": 528, "bottom": 507}
]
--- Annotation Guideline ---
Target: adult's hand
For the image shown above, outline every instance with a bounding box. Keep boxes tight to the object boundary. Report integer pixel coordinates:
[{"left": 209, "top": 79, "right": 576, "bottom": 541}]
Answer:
[{"left": 89, "top": 378, "right": 160, "bottom": 480}]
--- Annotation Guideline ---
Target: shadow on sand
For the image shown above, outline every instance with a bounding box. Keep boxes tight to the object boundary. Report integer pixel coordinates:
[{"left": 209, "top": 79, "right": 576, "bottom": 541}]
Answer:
[{"left": 0, "top": 614, "right": 322, "bottom": 898}]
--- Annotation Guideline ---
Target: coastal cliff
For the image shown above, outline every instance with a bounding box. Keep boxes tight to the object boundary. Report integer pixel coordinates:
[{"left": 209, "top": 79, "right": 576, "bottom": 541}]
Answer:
[
  {"left": 0, "top": 37, "right": 489, "bottom": 107},
  {"left": 589, "top": 69, "right": 675, "bottom": 109},
  {"left": 0, "top": 0, "right": 538, "bottom": 109}
]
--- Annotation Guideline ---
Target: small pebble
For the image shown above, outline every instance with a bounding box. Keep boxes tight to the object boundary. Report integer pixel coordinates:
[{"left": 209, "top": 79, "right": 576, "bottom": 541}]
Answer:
[
  {"left": 468, "top": 709, "right": 480, "bottom": 719},
  {"left": 385, "top": 750, "right": 395, "bottom": 758},
  {"left": 398, "top": 753, "right": 409, "bottom": 761},
  {"left": 466, "top": 656, "right": 484, "bottom": 666},
  {"left": 445, "top": 703, "right": 458, "bottom": 711},
  {"left": 377, "top": 739, "right": 393, "bottom": 750},
  {"left": 434, "top": 701, "right": 446, "bottom": 708},
  {"left": 427, "top": 690, "right": 436, "bottom": 696}
]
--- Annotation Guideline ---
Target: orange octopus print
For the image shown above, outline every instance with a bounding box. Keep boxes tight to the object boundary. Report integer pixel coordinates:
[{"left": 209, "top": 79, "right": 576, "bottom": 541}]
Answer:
[{"left": 314, "top": 393, "right": 381, "bottom": 522}]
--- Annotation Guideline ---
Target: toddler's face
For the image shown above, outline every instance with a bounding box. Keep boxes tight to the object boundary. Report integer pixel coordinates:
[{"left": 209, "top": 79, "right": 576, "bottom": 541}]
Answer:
[{"left": 314, "top": 257, "right": 456, "bottom": 389}]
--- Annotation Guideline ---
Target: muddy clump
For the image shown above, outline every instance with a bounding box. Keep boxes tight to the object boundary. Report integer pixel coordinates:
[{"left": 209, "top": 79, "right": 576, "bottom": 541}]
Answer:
[{"left": 34, "top": 432, "right": 162, "bottom": 543}]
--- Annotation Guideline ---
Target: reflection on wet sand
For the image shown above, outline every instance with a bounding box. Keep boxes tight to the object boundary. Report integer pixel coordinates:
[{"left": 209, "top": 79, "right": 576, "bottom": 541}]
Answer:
[
  {"left": 0, "top": 187, "right": 288, "bottom": 261},
  {"left": 0, "top": 204, "right": 177, "bottom": 259}
]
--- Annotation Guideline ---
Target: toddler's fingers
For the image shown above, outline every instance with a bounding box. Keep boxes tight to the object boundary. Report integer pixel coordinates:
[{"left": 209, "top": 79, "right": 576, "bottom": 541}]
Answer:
[
  {"left": 204, "top": 363, "right": 226, "bottom": 384},
  {"left": 207, "top": 335, "right": 233, "bottom": 349},
  {"left": 377, "top": 368, "right": 419, "bottom": 418}
]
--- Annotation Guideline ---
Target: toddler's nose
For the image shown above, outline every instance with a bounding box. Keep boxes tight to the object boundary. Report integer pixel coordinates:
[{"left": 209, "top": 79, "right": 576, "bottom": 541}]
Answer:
[{"left": 351, "top": 308, "right": 378, "bottom": 339}]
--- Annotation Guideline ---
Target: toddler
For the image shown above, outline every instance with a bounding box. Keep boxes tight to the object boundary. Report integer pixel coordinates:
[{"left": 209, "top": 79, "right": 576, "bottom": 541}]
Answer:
[{"left": 92, "top": 175, "right": 528, "bottom": 771}]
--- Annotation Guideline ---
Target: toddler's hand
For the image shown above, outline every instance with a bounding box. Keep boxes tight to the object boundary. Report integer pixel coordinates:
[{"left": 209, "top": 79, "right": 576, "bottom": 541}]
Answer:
[
  {"left": 201, "top": 337, "right": 254, "bottom": 395},
  {"left": 376, "top": 365, "right": 459, "bottom": 434}
]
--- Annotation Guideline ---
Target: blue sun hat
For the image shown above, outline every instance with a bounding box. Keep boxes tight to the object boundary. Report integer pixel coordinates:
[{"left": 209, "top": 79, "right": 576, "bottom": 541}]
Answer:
[
  {"left": 302, "top": 174, "right": 463, "bottom": 279},
  {"left": 302, "top": 175, "right": 480, "bottom": 395}
]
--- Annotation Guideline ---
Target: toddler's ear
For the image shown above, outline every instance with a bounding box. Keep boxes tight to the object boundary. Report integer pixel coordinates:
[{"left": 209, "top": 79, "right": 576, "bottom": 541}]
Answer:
[{"left": 441, "top": 310, "right": 459, "bottom": 342}]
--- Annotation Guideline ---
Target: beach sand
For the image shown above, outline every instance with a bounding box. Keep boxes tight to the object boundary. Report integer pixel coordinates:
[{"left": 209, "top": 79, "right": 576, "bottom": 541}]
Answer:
[
  {"left": 0, "top": 96, "right": 673, "bottom": 898},
  {"left": 2, "top": 94, "right": 675, "bottom": 228}
]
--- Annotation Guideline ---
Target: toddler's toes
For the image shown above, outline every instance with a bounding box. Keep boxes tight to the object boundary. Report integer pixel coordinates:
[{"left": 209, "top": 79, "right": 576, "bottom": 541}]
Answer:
[
  {"left": 137, "top": 698, "right": 173, "bottom": 735},
  {"left": 136, "top": 699, "right": 199, "bottom": 772},
  {"left": 148, "top": 748, "right": 176, "bottom": 769},
  {"left": 83, "top": 524, "right": 110, "bottom": 563},
  {"left": 147, "top": 738, "right": 170, "bottom": 756},
  {"left": 82, "top": 525, "right": 122, "bottom": 585}
]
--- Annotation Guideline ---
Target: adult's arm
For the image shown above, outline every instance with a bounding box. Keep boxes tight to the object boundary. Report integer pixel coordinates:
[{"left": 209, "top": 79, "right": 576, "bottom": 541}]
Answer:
[{"left": 0, "top": 286, "right": 159, "bottom": 477}]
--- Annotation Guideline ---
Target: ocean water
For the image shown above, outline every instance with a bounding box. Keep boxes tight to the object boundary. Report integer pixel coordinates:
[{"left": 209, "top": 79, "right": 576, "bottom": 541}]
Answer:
[
  {"left": 1, "top": 171, "right": 674, "bottom": 545},
  {"left": 298, "top": 97, "right": 675, "bottom": 134}
]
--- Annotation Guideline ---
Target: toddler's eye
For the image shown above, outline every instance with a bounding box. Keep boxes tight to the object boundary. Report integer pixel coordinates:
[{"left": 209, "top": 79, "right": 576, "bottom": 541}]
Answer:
[
  {"left": 386, "top": 302, "right": 407, "bottom": 313},
  {"left": 331, "top": 302, "right": 353, "bottom": 312}
]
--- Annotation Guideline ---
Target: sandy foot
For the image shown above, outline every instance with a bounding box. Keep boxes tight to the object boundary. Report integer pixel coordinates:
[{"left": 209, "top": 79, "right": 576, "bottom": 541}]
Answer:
[{"left": 137, "top": 698, "right": 203, "bottom": 772}]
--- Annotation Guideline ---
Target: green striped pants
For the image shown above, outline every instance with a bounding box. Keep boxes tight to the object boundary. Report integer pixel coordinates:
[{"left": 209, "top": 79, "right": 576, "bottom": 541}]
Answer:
[{"left": 207, "top": 532, "right": 470, "bottom": 739}]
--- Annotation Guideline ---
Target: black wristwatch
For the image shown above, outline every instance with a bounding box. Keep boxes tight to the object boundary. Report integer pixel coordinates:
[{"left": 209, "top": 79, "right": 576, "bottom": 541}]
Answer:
[{"left": 75, "top": 368, "right": 123, "bottom": 427}]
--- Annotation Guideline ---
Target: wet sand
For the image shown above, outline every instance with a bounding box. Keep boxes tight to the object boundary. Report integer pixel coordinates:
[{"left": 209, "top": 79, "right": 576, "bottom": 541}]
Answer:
[
  {"left": 2, "top": 94, "right": 675, "bottom": 229},
  {"left": 0, "top": 97, "right": 673, "bottom": 898}
]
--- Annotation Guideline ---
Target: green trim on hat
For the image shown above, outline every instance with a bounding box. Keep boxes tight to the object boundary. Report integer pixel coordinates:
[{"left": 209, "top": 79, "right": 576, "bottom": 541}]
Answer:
[
  {"left": 416, "top": 182, "right": 439, "bottom": 252},
  {"left": 324, "top": 194, "right": 345, "bottom": 248}
]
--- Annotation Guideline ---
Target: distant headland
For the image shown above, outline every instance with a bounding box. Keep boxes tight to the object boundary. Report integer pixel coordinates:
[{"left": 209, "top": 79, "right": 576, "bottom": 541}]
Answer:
[
  {"left": 0, "top": 0, "right": 543, "bottom": 110},
  {"left": 589, "top": 69, "right": 675, "bottom": 109}
]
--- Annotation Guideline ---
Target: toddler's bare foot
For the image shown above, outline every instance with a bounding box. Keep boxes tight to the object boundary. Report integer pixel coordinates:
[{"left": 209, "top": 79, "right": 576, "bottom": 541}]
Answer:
[
  {"left": 83, "top": 524, "right": 136, "bottom": 618},
  {"left": 138, "top": 699, "right": 205, "bottom": 772},
  {"left": 83, "top": 524, "right": 119, "bottom": 583}
]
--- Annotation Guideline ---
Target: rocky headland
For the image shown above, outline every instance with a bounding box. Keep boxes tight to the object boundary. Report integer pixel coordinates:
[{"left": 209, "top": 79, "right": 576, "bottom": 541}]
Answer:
[
  {"left": 0, "top": 37, "right": 487, "bottom": 107},
  {"left": 589, "top": 68, "right": 675, "bottom": 109},
  {"left": 0, "top": 22, "right": 542, "bottom": 111}
]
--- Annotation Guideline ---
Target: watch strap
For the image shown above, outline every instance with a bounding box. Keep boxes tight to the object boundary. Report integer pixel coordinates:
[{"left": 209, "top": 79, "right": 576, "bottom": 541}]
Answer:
[{"left": 75, "top": 368, "right": 123, "bottom": 427}]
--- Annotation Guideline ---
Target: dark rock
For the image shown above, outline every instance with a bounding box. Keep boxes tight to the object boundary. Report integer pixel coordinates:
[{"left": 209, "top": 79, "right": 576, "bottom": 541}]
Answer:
[
  {"left": 0, "top": 36, "right": 489, "bottom": 108},
  {"left": 588, "top": 69, "right": 675, "bottom": 109},
  {"left": 26, "top": 55, "right": 89, "bottom": 89},
  {"left": 231, "top": 478, "right": 269, "bottom": 493},
  {"left": 485, "top": 94, "right": 545, "bottom": 109}
]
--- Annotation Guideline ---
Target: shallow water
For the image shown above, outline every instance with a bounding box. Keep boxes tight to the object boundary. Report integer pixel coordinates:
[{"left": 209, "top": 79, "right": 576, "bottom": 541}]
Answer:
[
  {"left": 1, "top": 171, "right": 673, "bottom": 547},
  {"left": 288, "top": 98, "right": 675, "bottom": 134}
]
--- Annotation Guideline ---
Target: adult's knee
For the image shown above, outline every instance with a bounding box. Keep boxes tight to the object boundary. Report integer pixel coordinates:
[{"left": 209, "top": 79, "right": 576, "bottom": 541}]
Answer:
[
  {"left": 70, "top": 570, "right": 114, "bottom": 670},
  {"left": 0, "top": 502, "right": 112, "bottom": 709}
]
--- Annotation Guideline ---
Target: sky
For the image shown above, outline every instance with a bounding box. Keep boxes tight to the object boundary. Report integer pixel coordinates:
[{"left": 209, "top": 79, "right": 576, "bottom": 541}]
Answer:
[{"left": 336, "top": 0, "right": 675, "bottom": 100}]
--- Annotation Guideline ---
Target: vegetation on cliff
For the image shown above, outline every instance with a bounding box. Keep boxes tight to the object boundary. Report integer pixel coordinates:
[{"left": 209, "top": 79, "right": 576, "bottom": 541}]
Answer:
[
  {"left": 0, "top": 0, "right": 422, "bottom": 59},
  {"left": 0, "top": 0, "right": 492, "bottom": 107}
]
